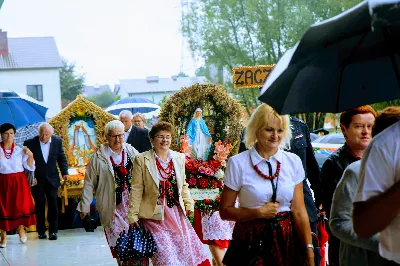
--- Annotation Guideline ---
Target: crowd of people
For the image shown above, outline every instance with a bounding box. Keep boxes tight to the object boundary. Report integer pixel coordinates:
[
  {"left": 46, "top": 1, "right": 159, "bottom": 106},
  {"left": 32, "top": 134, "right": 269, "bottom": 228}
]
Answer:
[{"left": 0, "top": 104, "right": 400, "bottom": 266}]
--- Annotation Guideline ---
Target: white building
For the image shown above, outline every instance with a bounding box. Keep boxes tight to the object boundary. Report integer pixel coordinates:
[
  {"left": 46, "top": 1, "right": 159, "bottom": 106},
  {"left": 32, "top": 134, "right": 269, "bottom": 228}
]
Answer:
[
  {"left": 0, "top": 30, "right": 63, "bottom": 117},
  {"left": 117, "top": 75, "right": 208, "bottom": 105}
]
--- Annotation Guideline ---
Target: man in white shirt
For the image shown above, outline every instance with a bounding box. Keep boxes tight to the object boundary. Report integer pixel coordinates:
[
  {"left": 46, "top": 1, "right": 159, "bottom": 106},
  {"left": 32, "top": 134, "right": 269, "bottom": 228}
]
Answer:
[
  {"left": 24, "top": 123, "right": 69, "bottom": 241},
  {"left": 353, "top": 120, "right": 400, "bottom": 265}
]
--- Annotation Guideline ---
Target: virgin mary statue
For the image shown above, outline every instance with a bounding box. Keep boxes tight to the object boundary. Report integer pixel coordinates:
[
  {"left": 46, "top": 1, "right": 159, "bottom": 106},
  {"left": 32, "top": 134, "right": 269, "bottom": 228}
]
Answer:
[{"left": 186, "top": 108, "right": 212, "bottom": 160}]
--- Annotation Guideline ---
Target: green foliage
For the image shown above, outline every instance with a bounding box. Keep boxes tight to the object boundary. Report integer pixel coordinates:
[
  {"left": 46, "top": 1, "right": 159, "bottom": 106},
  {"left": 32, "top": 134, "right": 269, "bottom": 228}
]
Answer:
[
  {"left": 195, "top": 66, "right": 207, "bottom": 77},
  {"left": 372, "top": 99, "right": 400, "bottom": 112},
  {"left": 60, "top": 58, "right": 85, "bottom": 101},
  {"left": 177, "top": 72, "right": 189, "bottom": 77},
  {"left": 159, "top": 95, "right": 169, "bottom": 107},
  {"left": 182, "top": 0, "right": 362, "bottom": 119},
  {"left": 86, "top": 90, "right": 118, "bottom": 108}
]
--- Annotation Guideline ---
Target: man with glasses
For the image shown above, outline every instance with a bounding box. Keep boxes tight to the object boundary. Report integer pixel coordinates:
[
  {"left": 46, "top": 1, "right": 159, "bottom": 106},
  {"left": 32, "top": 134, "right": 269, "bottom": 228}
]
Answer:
[{"left": 119, "top": 110, "right": 151, "bottom": 153}]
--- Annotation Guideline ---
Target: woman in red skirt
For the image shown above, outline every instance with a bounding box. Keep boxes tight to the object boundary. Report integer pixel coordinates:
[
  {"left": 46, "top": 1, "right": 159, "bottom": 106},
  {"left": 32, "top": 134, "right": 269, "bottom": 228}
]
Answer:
[{"left": 0, "top": 123, "right": 36, "bottom": 248}]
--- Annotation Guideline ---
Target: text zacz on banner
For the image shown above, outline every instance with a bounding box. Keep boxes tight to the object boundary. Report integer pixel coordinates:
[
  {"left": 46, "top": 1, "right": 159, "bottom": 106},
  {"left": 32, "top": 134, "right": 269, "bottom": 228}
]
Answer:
[{"left": 233, "top": 65, "right": 275, "bottom": 89}]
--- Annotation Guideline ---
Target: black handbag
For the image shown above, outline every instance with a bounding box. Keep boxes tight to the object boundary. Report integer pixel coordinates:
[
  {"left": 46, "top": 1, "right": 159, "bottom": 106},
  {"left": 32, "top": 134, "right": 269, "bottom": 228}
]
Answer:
[
  {"left": 114, "top": 221, "right": 157, "bottom": 261},
  {"left": 222, "top": 239, "right": 259, "bottom": 266},
  {"left": 82, "top": 215, "right": 98, "bottom": 232}
]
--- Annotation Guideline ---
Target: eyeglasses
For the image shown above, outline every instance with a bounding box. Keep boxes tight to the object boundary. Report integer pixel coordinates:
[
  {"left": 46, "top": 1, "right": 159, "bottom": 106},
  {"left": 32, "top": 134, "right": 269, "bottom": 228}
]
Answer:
[
  {"left": 109, "top": 134, "right": 124, "bottom": 139},
  {"left": 154, "top": 135, "right": 172, "bottom": 140}
]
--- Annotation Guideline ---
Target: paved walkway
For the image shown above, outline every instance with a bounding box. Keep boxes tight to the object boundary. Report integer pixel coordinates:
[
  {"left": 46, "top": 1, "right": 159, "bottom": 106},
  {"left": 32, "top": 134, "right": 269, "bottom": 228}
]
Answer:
[
  {"left": 0, "top": 228, "right": 117, "bottom": 266},
  {"left": 0, "top": 227, "right": 212, "bottom": 266}
]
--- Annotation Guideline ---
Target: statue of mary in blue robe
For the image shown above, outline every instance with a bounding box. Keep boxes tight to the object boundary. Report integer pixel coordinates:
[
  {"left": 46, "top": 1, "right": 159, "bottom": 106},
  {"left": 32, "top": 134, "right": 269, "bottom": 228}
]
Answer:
[{"left": 186, "top": 108, "right": 212, "bottom": 160}]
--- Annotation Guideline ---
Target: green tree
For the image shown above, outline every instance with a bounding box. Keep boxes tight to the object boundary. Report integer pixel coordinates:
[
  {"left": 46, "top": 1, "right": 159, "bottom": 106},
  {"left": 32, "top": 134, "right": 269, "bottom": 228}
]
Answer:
[
  {"left": 159, "top": 95, "right": 169, "bottom": 107},
  {"left": 372, "top": 99, "right": 400, "bottom": 112},
  {"left": 86, "top": 90, "right": 119, "bottom": 108},
  {"left": 60, "top": 58, "right": 85, "bottom": 106},
  {"left": 182, "top": 0, "right": 362, "bottom": 129},
  {"left": 195, "top": 66, "right": 207, "bottom": 77},
  {"left": 177, "top": 72, "right": 189, "bottom": 77}
]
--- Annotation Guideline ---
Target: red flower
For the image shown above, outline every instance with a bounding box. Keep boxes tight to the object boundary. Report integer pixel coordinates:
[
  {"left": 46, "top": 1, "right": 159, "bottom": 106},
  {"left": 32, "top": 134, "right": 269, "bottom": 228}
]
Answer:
[
  {"left": 217, "top": 180, "right": 223, "bottom": 188},
  {"left": 185, "top": 160, "right": 199, "bottom": 174},
  {"left": 215, "top": 196, "right": 221, "bottom": 203},
  {"left": 198, "top": 178, "right": 209, "bottom": 188},
  {"left": 211, "top": 180, "right": 218, "bottom": 189},
  {"left": 203, "top": 199, "right": 213, "bottom": 204},
  {"left": 188, "top": 177, "right": 197, "bottom": 186},
  {"left": 208, "top": 160, "right": 221, "bottom": 171}
]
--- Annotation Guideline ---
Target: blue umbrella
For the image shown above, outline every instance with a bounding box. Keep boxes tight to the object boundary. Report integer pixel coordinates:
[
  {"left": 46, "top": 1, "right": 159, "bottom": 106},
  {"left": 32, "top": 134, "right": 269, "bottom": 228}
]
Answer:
[
  {"left": 0, "top": 90, "right": 48, "bottom": 129},
  {"left": 105, "top": 97, "right": 160, "bottom": 117}
]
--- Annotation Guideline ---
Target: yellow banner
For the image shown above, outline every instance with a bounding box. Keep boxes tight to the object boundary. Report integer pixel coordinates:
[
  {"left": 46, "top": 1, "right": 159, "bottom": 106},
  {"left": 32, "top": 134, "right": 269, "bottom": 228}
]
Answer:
[{"left": 232, "top": 65, "right": 275, "bottom": 89}]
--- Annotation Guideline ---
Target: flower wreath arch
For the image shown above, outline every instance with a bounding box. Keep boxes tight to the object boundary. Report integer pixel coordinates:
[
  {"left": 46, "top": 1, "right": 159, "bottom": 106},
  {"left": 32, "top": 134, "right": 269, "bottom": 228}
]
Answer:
[{"left": 159, "top": 83, "right": 245, "bottom": 213}]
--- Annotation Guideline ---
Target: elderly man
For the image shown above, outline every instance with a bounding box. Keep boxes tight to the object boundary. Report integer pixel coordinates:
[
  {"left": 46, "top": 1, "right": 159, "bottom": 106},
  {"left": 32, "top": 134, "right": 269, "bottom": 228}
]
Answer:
[
  {"left": 24, "top": 123, "right": 69, "bottom": 240},
  {"left": 119, "top": 110, "right": 151, "bottom": 153},
  {"left": 132, "top": 112, "right": 147, "bottom": 130}
]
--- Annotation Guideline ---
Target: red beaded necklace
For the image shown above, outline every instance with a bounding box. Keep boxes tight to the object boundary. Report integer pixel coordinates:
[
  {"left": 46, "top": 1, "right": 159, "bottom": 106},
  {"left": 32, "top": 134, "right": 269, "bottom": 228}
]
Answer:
[
  {"left": 1, "top": 142, "right": 15, "bottom": 160},
  {"left": 110, "top": 150, "right": 128, "bottom": 176},
  {"left": 155, "top": 157, "right": 174, "bottom": 180},
  {"left": 253, "top": 161, "right": 281, "bottom": 180}
]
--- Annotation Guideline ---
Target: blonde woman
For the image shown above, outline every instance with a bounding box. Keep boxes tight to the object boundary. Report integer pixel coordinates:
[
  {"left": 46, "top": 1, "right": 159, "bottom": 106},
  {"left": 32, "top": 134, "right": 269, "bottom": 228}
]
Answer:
[{"left": 220, "top": 104, "right": 314, "bottom": 266}]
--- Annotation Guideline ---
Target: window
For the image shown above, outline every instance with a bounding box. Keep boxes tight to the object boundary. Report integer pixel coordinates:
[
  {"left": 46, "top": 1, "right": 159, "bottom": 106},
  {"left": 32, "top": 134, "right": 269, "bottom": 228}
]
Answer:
[{"left": 26, "top": 85, "right": 43, "bottom": 101}]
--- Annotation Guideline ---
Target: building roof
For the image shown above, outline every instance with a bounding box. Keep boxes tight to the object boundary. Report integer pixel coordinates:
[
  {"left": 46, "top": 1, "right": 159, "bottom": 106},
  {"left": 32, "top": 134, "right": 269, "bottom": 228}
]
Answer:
[
  {"left": 119, "top": 76, "right": 208, "bottom": 94},
  {"left": 0, "top": 37, "right": 63, "bottom": 70},
  {"left": 82, "top": 84, "right": 111, "bottom": 97}
]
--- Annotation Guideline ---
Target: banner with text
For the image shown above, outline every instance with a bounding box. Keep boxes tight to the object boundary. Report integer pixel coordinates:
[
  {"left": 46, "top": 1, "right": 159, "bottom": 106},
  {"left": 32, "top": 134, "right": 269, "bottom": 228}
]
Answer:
[{"left": 233, "top": 65, "right": 275, "bottom": 89}]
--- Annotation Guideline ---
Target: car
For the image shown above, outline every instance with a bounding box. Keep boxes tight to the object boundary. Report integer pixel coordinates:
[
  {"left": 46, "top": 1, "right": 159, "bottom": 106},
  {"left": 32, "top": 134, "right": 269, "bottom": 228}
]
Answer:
[{"left": 312, "top": 133, "right": 345, "bottom": 167}]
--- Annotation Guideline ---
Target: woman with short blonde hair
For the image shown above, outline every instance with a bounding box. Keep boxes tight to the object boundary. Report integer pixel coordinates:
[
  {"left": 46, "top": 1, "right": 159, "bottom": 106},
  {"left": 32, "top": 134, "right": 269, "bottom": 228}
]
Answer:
[
  {"left": 245, "top": 104, "right": 292, "bottom": 150},
  {"left": 220, "top": 104, "right": 314, "bottom": 266}
]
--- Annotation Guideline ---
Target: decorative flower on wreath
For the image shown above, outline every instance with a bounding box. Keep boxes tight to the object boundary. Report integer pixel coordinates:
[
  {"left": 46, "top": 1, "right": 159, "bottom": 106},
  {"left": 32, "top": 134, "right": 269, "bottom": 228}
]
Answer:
[
  {"left": 198, "top": 178, "right": 209, "bottom": 188},
  {"left": 194, "top": 196, "right": 222, "bottom": 215}
]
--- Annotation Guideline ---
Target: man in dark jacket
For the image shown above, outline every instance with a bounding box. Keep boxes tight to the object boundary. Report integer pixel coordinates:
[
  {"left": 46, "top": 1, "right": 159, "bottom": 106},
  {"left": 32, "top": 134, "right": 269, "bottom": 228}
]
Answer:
[
  {"left": 320, "top": 105, "right": 376, "bottom": 266},
  {"left": 119, "top": 110, "right": 152, "bottom": 153},
  {"left": 24, "top": 123, "right": 69, "bottom": 240},
  {"left": 287, "top": 116, "right": 322, "bottom": 235}
]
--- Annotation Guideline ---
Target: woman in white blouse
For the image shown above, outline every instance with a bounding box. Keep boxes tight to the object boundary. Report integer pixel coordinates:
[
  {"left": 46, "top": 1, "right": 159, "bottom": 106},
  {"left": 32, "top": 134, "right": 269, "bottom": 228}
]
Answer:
[
  {"left": 219, "top": 104, "right": 314, "bottom": 266},
  {"left": 0, "top": 123, "right": 36, "bottom": 248}
]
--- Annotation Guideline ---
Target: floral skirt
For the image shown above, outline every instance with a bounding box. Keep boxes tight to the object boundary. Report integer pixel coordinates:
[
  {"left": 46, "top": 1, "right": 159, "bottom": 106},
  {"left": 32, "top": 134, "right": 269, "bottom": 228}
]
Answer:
[
  {"left": 104, "top": 189, "right": 149, "bottom": 265},
  {"left": 0, "top": 172, "right": 36, "bottom": 231},
  {"left": 194, "top": 210, "right": 234, "bottom": 249},
  {"left": 143, "top": 205, "right": 211, "bottom": 266},
  {"left": 228, "top": 212, "right": 303, "bottom": 266}
]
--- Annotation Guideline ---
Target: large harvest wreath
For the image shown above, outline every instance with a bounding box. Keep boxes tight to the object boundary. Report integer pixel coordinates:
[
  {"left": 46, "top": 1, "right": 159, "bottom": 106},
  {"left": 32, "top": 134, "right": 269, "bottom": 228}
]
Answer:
[{"left": 159, "top": 84, "right": 245, "bottom": 214}]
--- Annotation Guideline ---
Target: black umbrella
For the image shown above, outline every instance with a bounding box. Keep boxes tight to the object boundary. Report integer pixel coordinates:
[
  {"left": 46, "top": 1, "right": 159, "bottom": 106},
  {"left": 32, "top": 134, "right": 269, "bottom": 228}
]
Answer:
[{"left": 259, "top": 0, "right": 400, "bottom": 114}]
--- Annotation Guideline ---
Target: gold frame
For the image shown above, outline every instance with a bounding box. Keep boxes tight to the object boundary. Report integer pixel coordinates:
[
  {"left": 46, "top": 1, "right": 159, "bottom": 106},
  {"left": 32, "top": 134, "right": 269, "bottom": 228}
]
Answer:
[
  {"left": 48, "top": 94, "right": 116, "bottom": 166},
  {"left": 49, "top": 95, "right": 116, "bottom": 210}
]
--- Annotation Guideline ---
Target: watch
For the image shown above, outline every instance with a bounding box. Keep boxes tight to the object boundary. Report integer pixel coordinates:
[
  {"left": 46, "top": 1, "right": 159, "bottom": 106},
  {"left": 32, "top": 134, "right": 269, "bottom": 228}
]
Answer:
[{"left": 306, "top": 244, "right": 314, "bottom": 250}]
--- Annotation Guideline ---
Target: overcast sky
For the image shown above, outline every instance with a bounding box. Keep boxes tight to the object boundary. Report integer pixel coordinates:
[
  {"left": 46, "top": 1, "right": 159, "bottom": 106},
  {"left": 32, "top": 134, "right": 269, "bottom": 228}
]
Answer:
[{"left": 0, "top": 0, "right": 200, "bottom": 86}]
